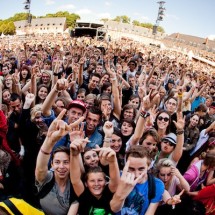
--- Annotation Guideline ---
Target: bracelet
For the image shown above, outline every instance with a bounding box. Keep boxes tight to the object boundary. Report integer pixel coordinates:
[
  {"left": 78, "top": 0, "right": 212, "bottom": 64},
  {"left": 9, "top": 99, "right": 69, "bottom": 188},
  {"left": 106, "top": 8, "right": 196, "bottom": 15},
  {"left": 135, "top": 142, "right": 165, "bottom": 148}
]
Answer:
[
  {"left": 104, "top": 137, "right": 112, "bottom": 143},
  {"left": 110, "top": 77, "right": 117, "bottom": 81},
  {"left": 140, "top": 111, "right": 150, "bottom": 118},
  {"left": 176, "top": 129, "right": 184, "bottom": 135},
  {"left": 40, "top": 148, "right": 51, "bottom": 155},
  {"left": 166, "top": 197, "right": 172, "bottom": 205}
]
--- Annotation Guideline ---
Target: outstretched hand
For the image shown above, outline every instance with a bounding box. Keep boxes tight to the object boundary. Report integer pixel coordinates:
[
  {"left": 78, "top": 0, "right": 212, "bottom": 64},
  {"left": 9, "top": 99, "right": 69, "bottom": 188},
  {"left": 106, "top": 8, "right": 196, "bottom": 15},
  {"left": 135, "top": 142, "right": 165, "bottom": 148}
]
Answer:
[{"left": 47, "top": 109, "right": 85, "bottom": 144}]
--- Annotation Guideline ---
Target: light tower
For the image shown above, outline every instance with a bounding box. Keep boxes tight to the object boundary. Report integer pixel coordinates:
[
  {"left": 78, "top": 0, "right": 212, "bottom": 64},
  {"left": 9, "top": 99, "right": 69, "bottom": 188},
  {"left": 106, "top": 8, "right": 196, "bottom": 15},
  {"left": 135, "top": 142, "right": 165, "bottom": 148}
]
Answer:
[
  {"left": 23, "top": 0, "right": 32, "bottom": 26},
  {"left": 153, "top": 1, "right": 166, "bottom": 35}
]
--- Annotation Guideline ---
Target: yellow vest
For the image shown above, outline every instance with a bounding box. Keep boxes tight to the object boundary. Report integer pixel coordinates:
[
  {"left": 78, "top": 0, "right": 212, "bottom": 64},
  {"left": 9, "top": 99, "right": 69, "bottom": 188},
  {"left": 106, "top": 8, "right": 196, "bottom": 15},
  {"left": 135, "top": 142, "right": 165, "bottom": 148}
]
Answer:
[{"left": 0, "top": 198, "right": 45, "bottom": 215}]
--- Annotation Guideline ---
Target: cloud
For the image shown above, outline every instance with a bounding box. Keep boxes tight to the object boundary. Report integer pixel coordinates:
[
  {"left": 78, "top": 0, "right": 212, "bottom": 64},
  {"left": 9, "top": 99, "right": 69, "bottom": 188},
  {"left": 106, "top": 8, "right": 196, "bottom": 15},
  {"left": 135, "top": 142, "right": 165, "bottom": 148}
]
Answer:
[
  {"left": 166, "top": 14, "right": 180, "bottom": 20},
  {"left": 75, "top": 8, "right": 92, "bottom": 15},
  {"left": 58, "top": 4, "right": 76, "bottom": 10},
  {"left": 105, "top": 1, "right": 111, "bottom": 6},
  {"left": 97, "top": 12, "right": 111, "bottom": 18},
  {"left": 208, "top": 35, "right": 215, "bottom": 40},
  {"left": 141, "top": 16, "right": 149, "bottom": 21},
  {"left": 45, "top": 0, "right": 55, "bottom": 5}
]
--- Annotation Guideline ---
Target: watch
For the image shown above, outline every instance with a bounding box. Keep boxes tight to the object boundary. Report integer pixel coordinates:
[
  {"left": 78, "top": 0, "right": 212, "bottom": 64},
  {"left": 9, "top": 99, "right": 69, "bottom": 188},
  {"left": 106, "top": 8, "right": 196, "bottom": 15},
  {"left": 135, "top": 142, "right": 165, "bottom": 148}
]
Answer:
[{"left": 140, "top": 111, "right": 150, "bottom": 118}]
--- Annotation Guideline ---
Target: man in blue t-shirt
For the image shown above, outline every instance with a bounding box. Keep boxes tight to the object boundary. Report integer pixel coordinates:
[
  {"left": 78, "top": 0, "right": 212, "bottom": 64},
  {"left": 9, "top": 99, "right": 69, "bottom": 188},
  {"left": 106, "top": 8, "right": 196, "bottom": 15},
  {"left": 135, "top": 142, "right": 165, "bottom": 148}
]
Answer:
[{"left": 110, "top": 145, "right": 164, "bottom": 215}]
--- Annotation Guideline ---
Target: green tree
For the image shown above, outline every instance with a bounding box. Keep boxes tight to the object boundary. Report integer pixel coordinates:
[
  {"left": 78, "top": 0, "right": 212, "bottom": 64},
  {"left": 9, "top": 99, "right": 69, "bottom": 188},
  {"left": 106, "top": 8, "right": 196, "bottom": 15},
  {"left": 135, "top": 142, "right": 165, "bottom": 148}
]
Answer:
[
  {"left": 40, "top": 11, "right": 80, "bottom": 28},
  {"left": 100, "top": 18, "right": 109, "bottom": 23},
  {"left": 132, "top": 20, "right": 141, "bottom": 26},
  {"left": 113, "top": 15, "right": 130, "bottom": 23}
]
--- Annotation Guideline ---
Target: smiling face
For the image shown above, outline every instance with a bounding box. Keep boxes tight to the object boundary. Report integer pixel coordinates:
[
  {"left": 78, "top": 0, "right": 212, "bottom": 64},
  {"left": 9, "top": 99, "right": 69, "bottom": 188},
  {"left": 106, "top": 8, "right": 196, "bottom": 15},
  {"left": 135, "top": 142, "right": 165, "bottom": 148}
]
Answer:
[
  {"left": 110, "top": 134, "right": 122, "bottom": 152},
  {"left": 129, "top": 98, "right": 140, "bottom": 109},
  {"left": 83, "top": 150, "right": 99, "bottom": 168},
  {"left": 121, "top": 121, "right": 134, "bottom": 136},
  {"left": 157, "top": 112, "right": 170, "bottom": 130},
  {"left": 2, "top": 90, "right": 11, "bottom": 104},
  {"left": 189, "top": 114, "right": 199, "bottom": 127},
  {"left": 141, "top": 135, "right": 158, "bottom": 152},
  {"left": 85, "top": 172, "right": 106, "bottom": 199},
  {"left": 86, "top": 112, "right": 100, "bottom": 132},
  {"left": 51, "top": 152, "right": 70, "bottom": 180},
  {"left": 123, "top": 108, "right": 134, "bottom": 120},
  {"left": 38, "top": 86, "right": 48, "bottom": 100}
]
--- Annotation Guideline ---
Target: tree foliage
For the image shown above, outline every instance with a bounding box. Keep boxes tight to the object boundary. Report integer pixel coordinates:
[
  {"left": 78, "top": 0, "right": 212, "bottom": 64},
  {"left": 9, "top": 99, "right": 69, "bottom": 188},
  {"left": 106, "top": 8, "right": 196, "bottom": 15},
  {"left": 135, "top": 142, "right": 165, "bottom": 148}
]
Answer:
[
  {"left": 39, "top": 11, "right": 80, "bottom": 28},
  {"left": 113, "top": 15, "right": 130, "bottom": 23},
  {"left": 132, "top": 19, "right": 165, "bottom": 33}
]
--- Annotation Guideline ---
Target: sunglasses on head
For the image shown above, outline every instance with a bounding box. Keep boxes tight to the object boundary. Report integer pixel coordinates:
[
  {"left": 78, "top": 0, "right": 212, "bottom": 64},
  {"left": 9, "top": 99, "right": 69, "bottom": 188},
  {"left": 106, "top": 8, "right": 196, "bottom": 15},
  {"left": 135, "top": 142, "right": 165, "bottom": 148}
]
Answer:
[{"left": 157, "top": 116, "right": 169, "bottom": 122}]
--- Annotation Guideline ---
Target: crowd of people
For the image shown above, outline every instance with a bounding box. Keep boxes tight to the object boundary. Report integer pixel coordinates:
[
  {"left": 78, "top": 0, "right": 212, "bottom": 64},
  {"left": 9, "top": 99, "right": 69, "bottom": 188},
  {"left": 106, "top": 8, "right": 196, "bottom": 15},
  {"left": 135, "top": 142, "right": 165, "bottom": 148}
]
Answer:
[{"left": 0, "top": 34, "right": 215, "bottom": 215}]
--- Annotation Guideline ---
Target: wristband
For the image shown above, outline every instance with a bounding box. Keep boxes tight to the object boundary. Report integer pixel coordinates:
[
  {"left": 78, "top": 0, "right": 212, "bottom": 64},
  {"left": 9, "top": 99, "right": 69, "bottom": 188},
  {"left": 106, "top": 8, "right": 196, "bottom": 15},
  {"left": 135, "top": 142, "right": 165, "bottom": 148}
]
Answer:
[
  {"left": 176, "top": 129, "right": 184, "bottom": 135},
  {"left": 110, "top": 77, "right": 117, "bottom": 81},
  {"left": 53, "top": 73, "right": 59, "bottom": 76},
  {"left": 104, "top": 137, "right": 112, "bottom": 143},
  {"left": 140, "top": 111, "right": 150, "bottom": 118},
  {"left": 40, "top": 148, "right": 51, "bottom": 155}
]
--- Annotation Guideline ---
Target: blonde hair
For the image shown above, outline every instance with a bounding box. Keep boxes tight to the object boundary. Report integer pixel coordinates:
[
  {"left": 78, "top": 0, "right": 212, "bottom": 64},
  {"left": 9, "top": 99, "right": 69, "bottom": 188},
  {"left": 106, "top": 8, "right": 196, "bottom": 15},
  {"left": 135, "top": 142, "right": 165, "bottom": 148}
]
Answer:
[
  {"left": 155, "top": 158, "right": 174, "bottom": 175},
  {"left": 30, "top": 104, "right": 42, "bottom": 122}
]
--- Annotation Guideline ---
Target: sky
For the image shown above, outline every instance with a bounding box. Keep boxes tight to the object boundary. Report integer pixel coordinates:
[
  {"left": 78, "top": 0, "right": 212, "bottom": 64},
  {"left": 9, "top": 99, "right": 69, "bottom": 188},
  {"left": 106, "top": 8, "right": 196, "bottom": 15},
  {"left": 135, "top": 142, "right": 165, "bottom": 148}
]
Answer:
[{"left": 0, "top": 0, "right": 215, "bottom": 39}]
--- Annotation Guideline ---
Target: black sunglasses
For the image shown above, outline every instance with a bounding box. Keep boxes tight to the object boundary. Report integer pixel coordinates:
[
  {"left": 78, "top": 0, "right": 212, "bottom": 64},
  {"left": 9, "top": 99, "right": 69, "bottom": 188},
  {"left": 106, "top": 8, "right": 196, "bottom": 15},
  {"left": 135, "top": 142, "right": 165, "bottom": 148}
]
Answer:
[{"left": 157, "top": 116, "right": 169, "bottom": 122}]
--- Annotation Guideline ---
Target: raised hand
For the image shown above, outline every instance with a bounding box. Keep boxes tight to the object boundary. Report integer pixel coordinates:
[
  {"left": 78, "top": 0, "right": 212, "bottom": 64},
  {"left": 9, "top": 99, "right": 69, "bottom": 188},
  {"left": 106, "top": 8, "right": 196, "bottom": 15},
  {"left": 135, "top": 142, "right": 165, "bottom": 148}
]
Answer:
[
  {"left": 55, "top": 78, "right": 69, "bottom": 91},
  {"left": 24, "top": 93, "right": 35, "bottom": 108},
  {"left": 93, "top": 146, "right": 116, "bottom": 163},
  {"left": 173, "top": 112, "right": 185, "bottom": 130},
  {"left": 47, "top": 109, "right": 85, "bottom": 144},
  {"left": 70, "top": 137, "right": 89, "bottom": 155},
  {"left": 115, "top": 160, "right": 144, "bottom": 198},
  {"left": 69, "top": 122, "right": 85, "bottom": 143},
  {"left": 103, "top": 121, "right": 114, "bottom": 137}
]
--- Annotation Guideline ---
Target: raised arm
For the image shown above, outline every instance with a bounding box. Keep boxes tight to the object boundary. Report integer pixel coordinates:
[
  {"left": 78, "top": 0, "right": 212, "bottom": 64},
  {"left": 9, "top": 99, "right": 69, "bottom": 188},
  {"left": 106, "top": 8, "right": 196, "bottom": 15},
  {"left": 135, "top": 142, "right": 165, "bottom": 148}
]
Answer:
[
  {"left": 95, "top": 147, "right": 120, "bottom": 192},
  {"left": 171, "top": 112, "right": 185, "bottom": 163},
  {"left": 35, "top": 110, "right": 84, "bottom": 183},
  {"left": 42, "top": 78, "right": 68, "bottom": 117},
  {"left": 70, "top": 138, "right": 89, "bottom": 196},
  {"left": 78, "top": 57, "right": 85, "bottom": 86},
  {"left": 107, "top": 66, "right": 121, "bottom": 120},
  {"left": 110, "top": 160, "right": 143, "bottom": 212}
]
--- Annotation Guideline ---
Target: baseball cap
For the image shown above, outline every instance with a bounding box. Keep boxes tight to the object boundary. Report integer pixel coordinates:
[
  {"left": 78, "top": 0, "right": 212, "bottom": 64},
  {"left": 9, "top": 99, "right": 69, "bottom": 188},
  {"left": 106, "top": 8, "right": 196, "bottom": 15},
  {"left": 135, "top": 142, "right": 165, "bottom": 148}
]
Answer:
[
  {"left": 162, "top": 133, "right": 177, "bottom": 145},
  {"left": 67, "top": 100, "right": 86, "bottom": 113}
]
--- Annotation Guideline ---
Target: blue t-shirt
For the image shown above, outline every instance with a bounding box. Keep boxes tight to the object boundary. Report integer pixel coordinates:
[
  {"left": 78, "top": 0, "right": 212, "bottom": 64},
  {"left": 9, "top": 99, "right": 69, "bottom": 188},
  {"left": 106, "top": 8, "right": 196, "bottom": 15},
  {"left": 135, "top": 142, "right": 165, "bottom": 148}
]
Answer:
[{"left": 117, "top": 177, "right": 164, "bottom": 215}]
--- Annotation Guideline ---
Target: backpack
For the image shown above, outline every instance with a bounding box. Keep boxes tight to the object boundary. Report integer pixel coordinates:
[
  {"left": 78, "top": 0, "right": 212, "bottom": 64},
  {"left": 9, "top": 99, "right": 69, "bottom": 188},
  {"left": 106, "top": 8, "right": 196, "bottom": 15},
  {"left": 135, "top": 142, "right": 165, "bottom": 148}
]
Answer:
[
  {"left": 147, "top": 173, "right": 156, "bottom": 203},
  {"left": 35, "top": 172, "right": 77, "bottom": 204}
]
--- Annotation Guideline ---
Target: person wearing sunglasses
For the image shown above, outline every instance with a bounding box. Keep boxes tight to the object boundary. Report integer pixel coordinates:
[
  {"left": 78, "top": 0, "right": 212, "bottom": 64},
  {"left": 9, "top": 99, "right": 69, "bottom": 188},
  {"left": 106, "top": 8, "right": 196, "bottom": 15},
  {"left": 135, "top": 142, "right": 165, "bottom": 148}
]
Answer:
[{"left": 154, "top": 110, "right": 171, "bottom": 139}]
